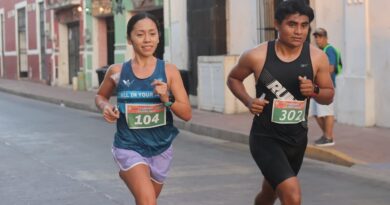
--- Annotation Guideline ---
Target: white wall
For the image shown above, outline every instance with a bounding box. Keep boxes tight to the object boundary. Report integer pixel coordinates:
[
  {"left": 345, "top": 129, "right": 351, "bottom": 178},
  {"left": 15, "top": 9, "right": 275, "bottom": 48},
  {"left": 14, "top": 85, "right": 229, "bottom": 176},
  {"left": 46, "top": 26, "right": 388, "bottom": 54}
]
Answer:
[
  {"left": 311, "top": 0, "right": 344, "bottom": 56},
  {"left": 164, "top": 0, "right": 188, "bottom": 71},
  {"left": 339, "top": 1, "right": 377, "bottom": 126},
  {"left": 226, "top": 0, "right": 258, "bottom": 55},
  {"left": 370, "top": 0, "right": 390, "bottom": 127},
  {"left": 313, "top": 0, "right": 384, "bottom": 127}
]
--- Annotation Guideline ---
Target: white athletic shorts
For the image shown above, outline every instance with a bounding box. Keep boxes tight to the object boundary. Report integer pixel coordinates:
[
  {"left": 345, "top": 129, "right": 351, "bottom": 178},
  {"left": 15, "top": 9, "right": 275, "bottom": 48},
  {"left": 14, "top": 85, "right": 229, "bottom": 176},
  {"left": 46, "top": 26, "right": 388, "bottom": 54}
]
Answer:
[{"left": 309, "top": 99, "right": 334, "bottom": 117}]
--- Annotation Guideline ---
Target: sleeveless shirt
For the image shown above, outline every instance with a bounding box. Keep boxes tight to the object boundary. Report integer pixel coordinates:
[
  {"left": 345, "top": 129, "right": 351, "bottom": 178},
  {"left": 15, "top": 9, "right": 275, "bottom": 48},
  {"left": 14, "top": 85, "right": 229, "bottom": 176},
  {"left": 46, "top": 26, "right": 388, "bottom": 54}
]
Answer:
[
  {"left": 114, "top": 59, "right": 179, "bottom": 157},
  {"left": 250, "top": 40, "right": 313, "bottom": 145}
]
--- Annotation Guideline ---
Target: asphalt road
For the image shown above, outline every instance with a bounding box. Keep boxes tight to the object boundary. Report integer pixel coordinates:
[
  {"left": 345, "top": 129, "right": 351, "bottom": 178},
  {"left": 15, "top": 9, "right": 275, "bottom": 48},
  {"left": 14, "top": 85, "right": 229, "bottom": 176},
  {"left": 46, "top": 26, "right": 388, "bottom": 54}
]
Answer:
[{"left": 1, "top": 92, "right": 390, "bottom": 205}]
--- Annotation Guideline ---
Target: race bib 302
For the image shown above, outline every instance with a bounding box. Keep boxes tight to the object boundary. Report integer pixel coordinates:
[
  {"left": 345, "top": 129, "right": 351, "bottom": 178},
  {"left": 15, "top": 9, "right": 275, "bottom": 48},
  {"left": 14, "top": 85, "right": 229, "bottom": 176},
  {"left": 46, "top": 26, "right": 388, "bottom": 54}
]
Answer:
[{"left": 271, "top": 99, "right": 306, "bottom": 124}]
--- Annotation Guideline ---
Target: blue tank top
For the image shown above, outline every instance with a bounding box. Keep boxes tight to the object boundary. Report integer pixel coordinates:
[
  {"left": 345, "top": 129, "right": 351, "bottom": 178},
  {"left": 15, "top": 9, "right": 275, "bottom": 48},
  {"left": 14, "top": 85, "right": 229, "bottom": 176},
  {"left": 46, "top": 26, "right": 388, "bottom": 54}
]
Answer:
[{"left": 114, "top": 59, "right": 179, "bottom": 157}]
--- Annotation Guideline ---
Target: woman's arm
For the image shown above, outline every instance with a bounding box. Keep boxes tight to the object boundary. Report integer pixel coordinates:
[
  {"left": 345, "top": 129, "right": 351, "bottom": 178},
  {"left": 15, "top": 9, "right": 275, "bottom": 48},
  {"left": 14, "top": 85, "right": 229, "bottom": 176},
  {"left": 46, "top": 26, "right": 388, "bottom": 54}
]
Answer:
[
  {"left": 164, "top": 63, "right": 192, "bottom": 121},
  {"left": 95, "top": 64, "right": 120, "bottom": 123}
]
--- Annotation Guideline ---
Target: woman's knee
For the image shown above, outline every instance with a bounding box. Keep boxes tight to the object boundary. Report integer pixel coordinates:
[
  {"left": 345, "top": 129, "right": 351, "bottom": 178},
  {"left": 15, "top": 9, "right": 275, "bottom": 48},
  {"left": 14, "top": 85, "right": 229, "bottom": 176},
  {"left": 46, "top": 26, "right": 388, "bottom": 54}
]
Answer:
[{"left": 135, "top": 195, "right": 157, "bottom": 205}]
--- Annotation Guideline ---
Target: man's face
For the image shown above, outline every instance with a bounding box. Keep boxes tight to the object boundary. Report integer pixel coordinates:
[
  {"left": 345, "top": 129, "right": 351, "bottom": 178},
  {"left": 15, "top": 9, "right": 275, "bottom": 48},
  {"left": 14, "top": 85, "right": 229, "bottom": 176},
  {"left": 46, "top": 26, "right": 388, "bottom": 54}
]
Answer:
[
  {"left": 313, "top": 34, "right": 327, "bottom": 49},
  {"left": 275, "top": 13, "right": 310, "bottom": 47}
]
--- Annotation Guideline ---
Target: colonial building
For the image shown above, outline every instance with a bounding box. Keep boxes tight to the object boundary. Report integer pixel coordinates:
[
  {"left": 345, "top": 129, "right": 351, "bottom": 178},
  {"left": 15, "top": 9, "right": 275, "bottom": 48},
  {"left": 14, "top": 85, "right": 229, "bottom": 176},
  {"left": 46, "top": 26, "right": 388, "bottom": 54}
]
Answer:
[
  {"left": 1, "top": 0, "right": 388, "bottom": 128},
  {"left": 165, "top": 0, "right": 390, "bottom": 127},
  {"left": 0, "top": 0, "right": 52, "bottom": 84},
  {"left": 83, "top": 0, "right": 164, "bottom": 89}
]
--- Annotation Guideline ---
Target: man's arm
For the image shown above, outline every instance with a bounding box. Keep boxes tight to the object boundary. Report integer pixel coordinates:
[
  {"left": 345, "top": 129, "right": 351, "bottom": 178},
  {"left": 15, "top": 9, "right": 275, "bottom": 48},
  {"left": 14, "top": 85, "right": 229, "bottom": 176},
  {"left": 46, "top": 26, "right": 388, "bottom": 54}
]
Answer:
[
  {"left": 227, "top": 46, "right": 269, "bottom": 115},
  {"left": 227, "top": 51, "right": 255, "bottom": 107},
  {"left": 313, "top": 51, "right": 335, "bottom": 104}
]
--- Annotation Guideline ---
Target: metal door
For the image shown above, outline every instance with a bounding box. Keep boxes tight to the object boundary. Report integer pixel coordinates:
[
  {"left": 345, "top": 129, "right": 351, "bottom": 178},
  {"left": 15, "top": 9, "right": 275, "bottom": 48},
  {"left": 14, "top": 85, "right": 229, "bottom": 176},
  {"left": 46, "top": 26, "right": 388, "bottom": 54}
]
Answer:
[
  {"left": 187, "top": 0, "right": 227, "bottom": 95},
  {"left": 39, "top": 2, "right": 47, "bottom": 81},
  {"left": 68, "top": 23, "right": 80, "bottom": 84},
  {"left": 17, "top": 8, "right": 28, "bottom": 78},
  {"left": 0, "top": 13, "right": 4, "bottom": 77},
  {"left": 106, "top": 16, "right": 115, "bottom": 65}
]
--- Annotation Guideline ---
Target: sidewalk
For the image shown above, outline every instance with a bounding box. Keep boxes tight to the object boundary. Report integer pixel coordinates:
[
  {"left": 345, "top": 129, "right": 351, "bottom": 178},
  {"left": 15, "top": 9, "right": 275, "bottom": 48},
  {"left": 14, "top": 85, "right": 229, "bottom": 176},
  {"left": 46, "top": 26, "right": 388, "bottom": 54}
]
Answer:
[{"left": 1, "top": 78, "right": 390, "bottom": 169}]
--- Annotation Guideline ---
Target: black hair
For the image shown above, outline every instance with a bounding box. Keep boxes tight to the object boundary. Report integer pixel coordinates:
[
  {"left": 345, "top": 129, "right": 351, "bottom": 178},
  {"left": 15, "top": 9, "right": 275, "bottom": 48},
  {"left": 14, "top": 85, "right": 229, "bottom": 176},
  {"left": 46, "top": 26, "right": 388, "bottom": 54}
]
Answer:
[
  {"left": 126, "top": 12, "right": 161, "bottom": 38},
  {"left": 275, "top": 0, "right": 314, "bottom": 24}
]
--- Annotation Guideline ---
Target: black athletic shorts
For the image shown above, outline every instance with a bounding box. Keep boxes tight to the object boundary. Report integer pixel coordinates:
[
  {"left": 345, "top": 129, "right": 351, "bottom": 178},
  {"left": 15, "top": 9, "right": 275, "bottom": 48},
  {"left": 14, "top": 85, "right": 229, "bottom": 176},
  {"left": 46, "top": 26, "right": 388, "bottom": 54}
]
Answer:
[{"left": 249, "top": 134, "right": 307, "bottom": 190}]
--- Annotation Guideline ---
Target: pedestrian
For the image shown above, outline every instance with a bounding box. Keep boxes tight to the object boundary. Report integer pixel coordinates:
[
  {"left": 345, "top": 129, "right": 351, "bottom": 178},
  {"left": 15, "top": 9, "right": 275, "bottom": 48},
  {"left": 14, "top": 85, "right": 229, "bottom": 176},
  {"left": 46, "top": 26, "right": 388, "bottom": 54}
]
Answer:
[
  {"left": 227, "top": 1, "right": 334, "bottom": 205},
  {"left": 95, "top": 12, "right": 191, "bottom": 205},
  {"left": 311, "top": 27, "right": 341, "bottom": 146}
]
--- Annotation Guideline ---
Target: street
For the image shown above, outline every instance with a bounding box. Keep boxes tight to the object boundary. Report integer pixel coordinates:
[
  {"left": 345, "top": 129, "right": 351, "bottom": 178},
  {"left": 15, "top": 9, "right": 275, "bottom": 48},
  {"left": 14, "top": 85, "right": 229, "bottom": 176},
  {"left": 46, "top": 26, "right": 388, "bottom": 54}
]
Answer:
[{"left": 1, "top": 92, "right": 390, "bottom": 205}]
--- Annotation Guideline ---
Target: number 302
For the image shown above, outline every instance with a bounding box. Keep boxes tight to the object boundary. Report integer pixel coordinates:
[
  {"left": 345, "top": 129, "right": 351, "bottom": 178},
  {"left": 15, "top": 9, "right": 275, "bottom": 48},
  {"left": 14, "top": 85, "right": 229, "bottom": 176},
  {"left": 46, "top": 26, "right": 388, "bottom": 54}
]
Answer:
[{"left": 279, "top": 110, "right": 303, "bottom": 121}]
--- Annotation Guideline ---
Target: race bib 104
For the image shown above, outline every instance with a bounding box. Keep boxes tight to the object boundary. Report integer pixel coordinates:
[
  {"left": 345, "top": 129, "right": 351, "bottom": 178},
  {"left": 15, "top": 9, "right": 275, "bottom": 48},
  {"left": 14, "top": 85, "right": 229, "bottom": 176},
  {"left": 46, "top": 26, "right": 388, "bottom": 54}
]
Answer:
[
  {"left": 126, "top": 103, "right": 166, "bottom": 129},
  {"left": 271, "top": 99, "right": 306, "bottom": 124}
]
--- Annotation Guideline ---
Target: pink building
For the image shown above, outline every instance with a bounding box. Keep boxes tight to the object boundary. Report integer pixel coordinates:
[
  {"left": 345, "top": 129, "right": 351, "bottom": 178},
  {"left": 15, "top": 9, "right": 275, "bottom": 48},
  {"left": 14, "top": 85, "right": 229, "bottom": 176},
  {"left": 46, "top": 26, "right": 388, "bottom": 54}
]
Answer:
[
  {"left": 0, "top": 0, "right": 53, "bottom": 83},
  {"left": 0, "top": 0, "right": 85, "bottom": 87}
]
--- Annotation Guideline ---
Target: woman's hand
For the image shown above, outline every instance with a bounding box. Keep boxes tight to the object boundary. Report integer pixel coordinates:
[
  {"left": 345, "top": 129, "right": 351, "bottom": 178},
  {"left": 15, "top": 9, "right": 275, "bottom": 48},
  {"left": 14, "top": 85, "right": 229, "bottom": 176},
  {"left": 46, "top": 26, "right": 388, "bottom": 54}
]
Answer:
[
  {"left": 102, "top": 104, "right": 120, "bottom": 123},
  {"left": 151, "top": 79, "right": 169, "bottom": 103}
]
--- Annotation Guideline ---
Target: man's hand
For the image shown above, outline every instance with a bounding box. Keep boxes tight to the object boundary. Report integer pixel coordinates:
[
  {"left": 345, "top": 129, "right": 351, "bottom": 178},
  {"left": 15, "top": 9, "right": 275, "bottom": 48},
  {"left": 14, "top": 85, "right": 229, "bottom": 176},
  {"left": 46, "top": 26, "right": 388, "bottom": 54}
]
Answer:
[
  {"left": 298, "top": 76, "right": 315, "bottom": 97},
  {"left": 247, "top": 97, "right": 269, "bottom": 116}
]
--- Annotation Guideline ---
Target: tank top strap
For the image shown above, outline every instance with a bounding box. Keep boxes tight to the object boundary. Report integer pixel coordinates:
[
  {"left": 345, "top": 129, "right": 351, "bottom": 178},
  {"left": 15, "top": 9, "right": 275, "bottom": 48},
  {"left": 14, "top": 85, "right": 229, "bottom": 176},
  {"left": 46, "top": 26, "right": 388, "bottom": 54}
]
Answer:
[
  {"left": 154, "top": 59, "right": 167, "bottom": 82},
  {"left": 265, "top": 40, "right": 277, "bottom": 63},
  {"left": 119, "top": 60, "right": 133, "bottom": 81},
  {"left": 299, "top": 42, "right": 310, "bottom": 61}
]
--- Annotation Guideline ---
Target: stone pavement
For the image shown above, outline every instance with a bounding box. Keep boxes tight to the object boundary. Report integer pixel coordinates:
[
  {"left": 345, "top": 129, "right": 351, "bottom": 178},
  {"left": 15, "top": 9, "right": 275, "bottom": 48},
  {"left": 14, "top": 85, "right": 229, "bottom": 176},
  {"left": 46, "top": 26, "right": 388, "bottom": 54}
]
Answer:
[{"left": 1, "top": 78, "right": 390, "bottom": 169}]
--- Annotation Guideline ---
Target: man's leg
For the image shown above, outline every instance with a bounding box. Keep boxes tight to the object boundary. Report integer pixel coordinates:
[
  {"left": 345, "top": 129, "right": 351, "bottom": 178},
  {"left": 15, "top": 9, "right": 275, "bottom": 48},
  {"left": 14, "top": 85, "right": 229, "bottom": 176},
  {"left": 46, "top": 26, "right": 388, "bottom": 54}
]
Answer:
[
  {"left": 254, "top": 179, "right": 277, "bottom": 205},
  {"left": 276, "top": 177, "right": 301, "bottom": 205},
  {"left": 315, "top": 116, "right": 325, "bottom": 133},
  {"left": 324, "top": 115, "right": 335, "bottom": 139}
]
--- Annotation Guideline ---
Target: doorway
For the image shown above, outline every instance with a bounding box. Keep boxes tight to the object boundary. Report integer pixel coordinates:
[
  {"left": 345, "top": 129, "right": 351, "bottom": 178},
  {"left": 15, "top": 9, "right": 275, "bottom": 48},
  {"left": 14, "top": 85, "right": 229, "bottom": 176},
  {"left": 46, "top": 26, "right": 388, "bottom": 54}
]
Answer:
[
  {"left": 39, "top": 2, "right": 47, "bottom": 81},
  {"left": 0, "top": 13, "right": 4, "bottom": 77},
  {"left": 106, "top": 16, "right": 115, "bottom": 65},
  {"left": 68, "top": 22, "right": 80, "bottom": 84},
  {"left": 17, "top": 8, "right": 28, "bottom": 78},
  {"left": 187, "top": 0, "right": 227, "bottom": 95}
]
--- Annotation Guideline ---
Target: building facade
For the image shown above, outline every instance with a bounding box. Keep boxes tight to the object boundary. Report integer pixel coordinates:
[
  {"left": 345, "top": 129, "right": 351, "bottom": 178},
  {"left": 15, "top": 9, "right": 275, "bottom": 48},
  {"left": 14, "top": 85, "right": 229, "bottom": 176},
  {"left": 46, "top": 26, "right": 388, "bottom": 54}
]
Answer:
[
  {"left": 165, "top": 0, "right": 390, "bottom": 127},
  {"left": 1, "top": 0, "right": 389, "bottom": 127},
  {"left": 0, "top": 0, "right": 52, "bottom": 84}
]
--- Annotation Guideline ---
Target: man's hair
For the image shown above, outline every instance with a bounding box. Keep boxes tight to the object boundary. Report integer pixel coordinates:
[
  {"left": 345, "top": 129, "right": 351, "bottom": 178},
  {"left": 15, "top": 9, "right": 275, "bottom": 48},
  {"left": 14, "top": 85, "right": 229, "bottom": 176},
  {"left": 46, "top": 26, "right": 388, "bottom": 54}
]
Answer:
[{"left": 275, "top": 0, "right": 314, "bottom": 24}]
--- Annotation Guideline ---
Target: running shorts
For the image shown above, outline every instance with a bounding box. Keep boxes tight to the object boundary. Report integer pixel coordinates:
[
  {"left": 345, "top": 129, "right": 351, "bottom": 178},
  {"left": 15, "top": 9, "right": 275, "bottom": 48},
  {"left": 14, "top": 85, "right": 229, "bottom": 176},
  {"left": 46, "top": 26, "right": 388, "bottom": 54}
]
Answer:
[
  {"left": 249, "top": 135, "right": 307, "bottom": 190},
  {"left": 112, "top": 145, "right": 173, "bottom": 184}
]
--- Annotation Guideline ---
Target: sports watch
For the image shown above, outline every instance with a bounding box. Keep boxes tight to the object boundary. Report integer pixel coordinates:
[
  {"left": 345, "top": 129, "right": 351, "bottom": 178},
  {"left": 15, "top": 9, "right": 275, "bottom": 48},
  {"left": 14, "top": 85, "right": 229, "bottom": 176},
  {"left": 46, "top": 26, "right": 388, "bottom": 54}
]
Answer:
[
  {"left": 312, "top": 84, "right": 320, "bottom": 97},
  {"left": 163, "top": 96, "right": 175, "bottom": 107}
]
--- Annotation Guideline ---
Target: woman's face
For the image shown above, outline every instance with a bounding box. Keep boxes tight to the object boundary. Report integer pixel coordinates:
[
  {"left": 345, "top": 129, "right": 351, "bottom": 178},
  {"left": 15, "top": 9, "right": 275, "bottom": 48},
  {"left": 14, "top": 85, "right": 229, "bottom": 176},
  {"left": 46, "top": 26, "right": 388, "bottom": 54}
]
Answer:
[{"left": 128, "top": 18, "right": 159, "bottom": 57}]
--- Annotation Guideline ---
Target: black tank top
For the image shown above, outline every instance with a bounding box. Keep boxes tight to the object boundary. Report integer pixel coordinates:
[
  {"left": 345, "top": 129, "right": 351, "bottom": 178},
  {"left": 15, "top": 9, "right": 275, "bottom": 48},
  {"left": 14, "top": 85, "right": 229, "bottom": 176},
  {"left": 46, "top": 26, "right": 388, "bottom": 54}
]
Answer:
[{"left": 250, "top": 40, "right": 313, "bottom": 145}]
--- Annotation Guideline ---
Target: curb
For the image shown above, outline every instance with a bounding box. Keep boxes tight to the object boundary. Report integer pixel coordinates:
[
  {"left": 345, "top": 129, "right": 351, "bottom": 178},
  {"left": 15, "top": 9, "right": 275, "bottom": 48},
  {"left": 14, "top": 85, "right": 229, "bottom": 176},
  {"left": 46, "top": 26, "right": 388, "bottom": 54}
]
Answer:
[
  {"left": 0, "top": 86, "right": 359, "bottom": 167},
  {"left": 0, "top": 87, "right": 100, "bottom": 114},
  {"left": 174, "top": 118, "right": 360, "bottom": 167}
]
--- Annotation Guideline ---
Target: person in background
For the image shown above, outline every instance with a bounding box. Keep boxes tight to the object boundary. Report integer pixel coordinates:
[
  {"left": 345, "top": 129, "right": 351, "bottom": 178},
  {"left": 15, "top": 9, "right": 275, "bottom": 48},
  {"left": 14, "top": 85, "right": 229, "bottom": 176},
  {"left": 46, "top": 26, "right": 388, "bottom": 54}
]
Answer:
[
  {"left": 95, "top": 12, "right": 191, "bottom": 205},
  {"left": 311, "top": 27, "right": 341, "bottom": 146}
]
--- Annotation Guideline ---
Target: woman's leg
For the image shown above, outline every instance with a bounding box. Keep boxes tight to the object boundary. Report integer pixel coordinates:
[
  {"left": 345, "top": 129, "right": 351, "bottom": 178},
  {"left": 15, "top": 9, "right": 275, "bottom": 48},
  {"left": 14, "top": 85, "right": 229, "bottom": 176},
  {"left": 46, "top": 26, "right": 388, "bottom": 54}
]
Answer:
[
  {"left": 119, "top": 164, "right": 157, "bottom": 205},
  {"left": 151, "top": 180, "right": 164, "bottom": 198}
]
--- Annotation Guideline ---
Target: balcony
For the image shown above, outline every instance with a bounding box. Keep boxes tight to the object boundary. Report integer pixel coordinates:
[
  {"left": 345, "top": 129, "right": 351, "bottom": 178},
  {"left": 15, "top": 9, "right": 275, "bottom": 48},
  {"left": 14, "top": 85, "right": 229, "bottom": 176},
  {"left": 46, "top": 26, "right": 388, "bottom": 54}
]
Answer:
[
  {"left": 46, "top": 0, "right": 80, "bottom": 10},
  {"left": 91, "top": 0, "right": 113, "bottom": 17}
]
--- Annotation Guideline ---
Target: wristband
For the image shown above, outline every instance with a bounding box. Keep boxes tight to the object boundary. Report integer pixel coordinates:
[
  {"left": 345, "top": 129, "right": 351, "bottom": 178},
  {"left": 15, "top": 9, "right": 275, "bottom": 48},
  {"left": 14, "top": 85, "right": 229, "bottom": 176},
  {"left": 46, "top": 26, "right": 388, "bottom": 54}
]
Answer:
[
  {"left": 164, "top": 101, "right": 173, "bottom": 107},
  {"left": 311, "top": 84, "right": 320, "bottom": 97}
]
